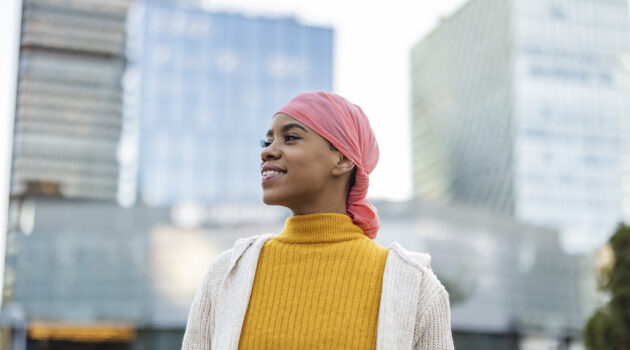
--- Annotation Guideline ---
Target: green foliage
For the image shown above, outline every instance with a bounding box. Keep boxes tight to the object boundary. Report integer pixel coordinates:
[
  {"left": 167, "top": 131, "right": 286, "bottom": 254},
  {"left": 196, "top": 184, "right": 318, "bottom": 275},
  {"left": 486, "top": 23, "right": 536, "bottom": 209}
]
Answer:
[{"left": 584, "top": 222, "right": 630, "bottom": 350}]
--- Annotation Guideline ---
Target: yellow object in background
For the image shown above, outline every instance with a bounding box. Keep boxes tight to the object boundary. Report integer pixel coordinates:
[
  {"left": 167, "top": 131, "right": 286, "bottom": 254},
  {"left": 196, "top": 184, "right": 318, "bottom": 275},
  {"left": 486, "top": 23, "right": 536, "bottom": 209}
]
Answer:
[{"left": 28, "top": 322, "right": 135, "bottom": 342}]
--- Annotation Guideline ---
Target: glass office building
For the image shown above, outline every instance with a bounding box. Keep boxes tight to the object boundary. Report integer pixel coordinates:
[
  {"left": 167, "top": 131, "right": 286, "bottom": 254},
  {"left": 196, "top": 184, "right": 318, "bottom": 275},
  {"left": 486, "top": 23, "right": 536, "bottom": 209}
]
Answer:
[
  {"left": 124, "top": 2, "right": 333, "bottom": 206},
  {"left": 9, "top": 198, "right": 587, "bottom": 349},
  {"left": 411, "top": 0, "right": 630, "bottom": 253}
]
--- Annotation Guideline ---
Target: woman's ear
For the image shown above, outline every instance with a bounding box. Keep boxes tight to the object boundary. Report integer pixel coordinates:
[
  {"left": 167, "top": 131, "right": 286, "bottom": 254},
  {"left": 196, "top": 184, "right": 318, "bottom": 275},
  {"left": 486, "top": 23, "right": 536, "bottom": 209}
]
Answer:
[{"left": 332, "top": 154, "right": 355, "bottom": 177}]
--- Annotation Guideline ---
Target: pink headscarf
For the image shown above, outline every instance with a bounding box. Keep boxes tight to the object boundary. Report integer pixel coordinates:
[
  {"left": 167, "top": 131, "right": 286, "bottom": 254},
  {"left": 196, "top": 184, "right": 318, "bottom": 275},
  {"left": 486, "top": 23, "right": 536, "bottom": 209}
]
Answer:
[{"left": 274, "top": 91, "right": 380, "bottom": 238}]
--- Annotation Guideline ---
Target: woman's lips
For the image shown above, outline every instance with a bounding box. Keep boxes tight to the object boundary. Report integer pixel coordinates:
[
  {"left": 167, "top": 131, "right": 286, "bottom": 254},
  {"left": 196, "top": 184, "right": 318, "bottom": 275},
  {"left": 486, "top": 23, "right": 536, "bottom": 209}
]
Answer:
[{"left": 261, "top": 170, "right": 285, "bottom": 184}]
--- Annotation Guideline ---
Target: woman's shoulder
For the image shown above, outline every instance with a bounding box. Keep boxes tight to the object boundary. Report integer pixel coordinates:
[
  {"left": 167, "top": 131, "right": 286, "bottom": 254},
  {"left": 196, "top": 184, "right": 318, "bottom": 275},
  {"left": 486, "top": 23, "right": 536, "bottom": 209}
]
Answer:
[
  {"left": 230, "top": 233, "right": 276, "bottom": 255},
  {"left": 195, "top": 233, "right": 274, "bottom": 291},
  {"left": 386, "top": 242, "right": 433, "bottom": 272},
  {"left": 386, "top": 242, "right": 448, "bottom": 296},
  {"left": 206, "top": 233, "right": 275, "bottom": 272}
]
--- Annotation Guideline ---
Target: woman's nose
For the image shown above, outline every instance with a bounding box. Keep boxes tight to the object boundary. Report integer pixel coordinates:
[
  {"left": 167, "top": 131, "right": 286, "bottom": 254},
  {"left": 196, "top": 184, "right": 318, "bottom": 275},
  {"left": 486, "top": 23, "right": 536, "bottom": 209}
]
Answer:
[{"left": 261, "top": 142, "right": 280, "bottom": 160}]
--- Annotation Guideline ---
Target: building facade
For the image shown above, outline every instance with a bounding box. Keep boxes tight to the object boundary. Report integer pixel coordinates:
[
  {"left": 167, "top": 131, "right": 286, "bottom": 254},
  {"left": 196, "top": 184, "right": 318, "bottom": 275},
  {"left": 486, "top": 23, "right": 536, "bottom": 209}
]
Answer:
[
  {"left": 11, "top": 0, "right": 133, "bottom": 201},
  {"left": 4, "top": 198, "right": 590, "bottom": 350},
  {"left": 411, "top": 0, "right": 630, "bottom": 253},
  {"left": 123, "top": 2, "right": 333, "bottom": 207}
]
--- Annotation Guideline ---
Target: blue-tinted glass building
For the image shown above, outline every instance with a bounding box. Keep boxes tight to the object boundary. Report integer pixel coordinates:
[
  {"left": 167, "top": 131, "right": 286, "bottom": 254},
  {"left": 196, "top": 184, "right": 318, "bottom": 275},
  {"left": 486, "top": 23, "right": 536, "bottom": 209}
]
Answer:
[{"left": 124, "top": 2, "right": 333, "bottom": 206}]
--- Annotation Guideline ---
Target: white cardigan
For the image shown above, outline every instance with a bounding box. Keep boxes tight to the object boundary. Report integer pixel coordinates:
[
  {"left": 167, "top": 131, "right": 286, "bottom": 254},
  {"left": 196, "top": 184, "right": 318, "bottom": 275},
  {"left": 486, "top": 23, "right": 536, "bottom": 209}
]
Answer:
[{"left": 181, "top": 233, "right": 455, "bottom": 349}]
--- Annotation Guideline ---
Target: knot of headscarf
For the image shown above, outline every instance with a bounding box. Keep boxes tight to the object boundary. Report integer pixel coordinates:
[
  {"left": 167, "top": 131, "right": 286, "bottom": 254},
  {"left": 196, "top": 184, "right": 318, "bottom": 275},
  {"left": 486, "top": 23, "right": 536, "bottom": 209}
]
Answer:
[{"left": 274, "top": 91, "right": 380, "bottom": 239}]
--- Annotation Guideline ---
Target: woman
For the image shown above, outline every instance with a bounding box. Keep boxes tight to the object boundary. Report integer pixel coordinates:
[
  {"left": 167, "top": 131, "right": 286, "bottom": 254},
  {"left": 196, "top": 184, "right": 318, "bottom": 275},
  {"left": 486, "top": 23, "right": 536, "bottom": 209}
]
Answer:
[{"left": 182, "top": 91, "right": 454, "bottom": 349}]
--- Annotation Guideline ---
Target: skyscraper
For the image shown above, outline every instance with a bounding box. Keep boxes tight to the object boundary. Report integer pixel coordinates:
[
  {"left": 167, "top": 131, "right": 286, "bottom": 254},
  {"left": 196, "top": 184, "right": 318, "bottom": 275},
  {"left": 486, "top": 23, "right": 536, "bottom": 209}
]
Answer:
[
  {"left": 124, "top": 2, "right": 333, "bottom": 206},
  {"left": 11, "top": 0, "right": 133, "bottom": 201},
  {"left": 411, "top": 0, "right": 630, "bottom": 253}
]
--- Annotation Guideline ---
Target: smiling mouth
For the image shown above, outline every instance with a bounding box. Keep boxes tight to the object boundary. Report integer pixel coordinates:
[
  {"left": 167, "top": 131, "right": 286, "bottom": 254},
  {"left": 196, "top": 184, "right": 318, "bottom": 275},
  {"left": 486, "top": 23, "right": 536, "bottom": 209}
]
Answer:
[{"left": 261, "top": 170, "right": 286, "bottom": 184}]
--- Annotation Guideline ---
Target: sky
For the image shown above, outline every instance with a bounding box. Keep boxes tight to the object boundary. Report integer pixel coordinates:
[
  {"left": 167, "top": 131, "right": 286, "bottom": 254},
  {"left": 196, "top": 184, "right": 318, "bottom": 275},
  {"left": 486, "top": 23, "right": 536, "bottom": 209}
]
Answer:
[
  {"left": 0, "top": 0, "right": 21, "bottom": 308},
  {"left": 201, "top": 0, "right": 469, "bottom": 200}
]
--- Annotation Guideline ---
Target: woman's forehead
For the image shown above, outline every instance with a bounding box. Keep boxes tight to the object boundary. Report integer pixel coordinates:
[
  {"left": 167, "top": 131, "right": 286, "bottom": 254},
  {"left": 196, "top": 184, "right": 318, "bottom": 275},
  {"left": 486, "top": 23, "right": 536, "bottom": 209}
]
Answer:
[
  {"left": 272, "top": 113, "right": 297, "bottom": 123},
  {"left": 269, "top": 113, "right": 309, "bottom": 131},
  {"left": 267, "top": 113, "right": 332, "bottom": 147}
]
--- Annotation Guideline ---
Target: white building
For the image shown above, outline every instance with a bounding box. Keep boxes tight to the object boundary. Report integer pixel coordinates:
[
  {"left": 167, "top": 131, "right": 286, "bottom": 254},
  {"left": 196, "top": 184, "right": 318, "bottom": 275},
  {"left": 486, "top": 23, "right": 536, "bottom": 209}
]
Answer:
[{"left": 411, "top": 0, "right": 630, "bottom": 253}]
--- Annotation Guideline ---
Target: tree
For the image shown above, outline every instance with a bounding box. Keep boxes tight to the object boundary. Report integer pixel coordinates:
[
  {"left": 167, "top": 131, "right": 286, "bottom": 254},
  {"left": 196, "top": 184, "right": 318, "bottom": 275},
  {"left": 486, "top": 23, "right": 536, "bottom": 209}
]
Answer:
[{"left": 584, "top": 222, "right": 630, "bottom": 350}]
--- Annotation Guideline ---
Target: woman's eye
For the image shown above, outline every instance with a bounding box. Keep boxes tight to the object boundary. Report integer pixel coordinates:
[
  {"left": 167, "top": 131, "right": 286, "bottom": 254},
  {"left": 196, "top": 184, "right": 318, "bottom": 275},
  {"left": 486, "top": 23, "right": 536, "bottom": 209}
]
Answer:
[
  {"left": 284, "top": 133, "right": 301, "bottom": 142},
  {"left": 260, "top": 134, "right": 300, "bottom": 148}
]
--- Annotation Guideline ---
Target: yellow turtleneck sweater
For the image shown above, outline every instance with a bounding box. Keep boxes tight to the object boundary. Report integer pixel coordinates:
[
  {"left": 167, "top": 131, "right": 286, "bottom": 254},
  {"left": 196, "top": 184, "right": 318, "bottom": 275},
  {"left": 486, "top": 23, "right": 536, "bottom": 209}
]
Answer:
[{"left": 238, "top": 213, "right": 390, "bottom": 349}]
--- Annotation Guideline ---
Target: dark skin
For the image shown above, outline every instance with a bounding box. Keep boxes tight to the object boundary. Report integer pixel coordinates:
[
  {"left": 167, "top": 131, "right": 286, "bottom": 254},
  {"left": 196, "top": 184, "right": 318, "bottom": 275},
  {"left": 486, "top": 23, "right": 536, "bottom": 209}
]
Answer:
[{"left": 260, "top": 113, "right": 355, "bottom": 216}]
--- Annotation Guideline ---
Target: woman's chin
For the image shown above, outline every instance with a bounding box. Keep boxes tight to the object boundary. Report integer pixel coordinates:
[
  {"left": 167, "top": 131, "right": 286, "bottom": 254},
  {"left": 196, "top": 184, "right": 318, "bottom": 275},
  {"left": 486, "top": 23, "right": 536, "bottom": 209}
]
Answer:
[
  {"left": 262, "top": 196, "right": 274, "bottom": 205},
  {"left": 262, "top": 192, "right": 283, "bottom": 206}
]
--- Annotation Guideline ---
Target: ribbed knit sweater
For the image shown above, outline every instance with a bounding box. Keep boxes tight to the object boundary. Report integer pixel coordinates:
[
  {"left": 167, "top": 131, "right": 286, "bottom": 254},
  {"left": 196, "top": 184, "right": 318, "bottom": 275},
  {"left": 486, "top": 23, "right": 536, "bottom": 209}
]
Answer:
[
  {"left": 181, "top": 215, "right": 455, "bottom": 349},
  {"left": 238, "top": 213, "right": 389, "bottom": 349}
]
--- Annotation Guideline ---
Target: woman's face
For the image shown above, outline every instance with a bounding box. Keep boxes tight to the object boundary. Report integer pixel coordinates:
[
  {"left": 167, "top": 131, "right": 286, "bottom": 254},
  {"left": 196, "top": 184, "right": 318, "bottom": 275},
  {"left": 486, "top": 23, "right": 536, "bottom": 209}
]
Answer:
[{"left": 260, "top": 113, "right": 341, "bottom": 209}]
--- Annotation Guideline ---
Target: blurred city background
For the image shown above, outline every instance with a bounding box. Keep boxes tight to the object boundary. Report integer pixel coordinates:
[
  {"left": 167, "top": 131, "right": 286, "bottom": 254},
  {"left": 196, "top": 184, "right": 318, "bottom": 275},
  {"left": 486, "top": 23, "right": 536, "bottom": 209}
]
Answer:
[{"left": 0, "top": 0, "right": 629, "bottom": 349}]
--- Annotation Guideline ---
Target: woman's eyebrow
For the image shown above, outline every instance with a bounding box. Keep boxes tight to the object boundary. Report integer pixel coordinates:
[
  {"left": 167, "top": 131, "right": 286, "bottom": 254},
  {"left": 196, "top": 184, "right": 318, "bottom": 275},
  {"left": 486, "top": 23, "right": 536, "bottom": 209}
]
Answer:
[{"left": 266, "top": 123, "right": 308, "bottom": 137}]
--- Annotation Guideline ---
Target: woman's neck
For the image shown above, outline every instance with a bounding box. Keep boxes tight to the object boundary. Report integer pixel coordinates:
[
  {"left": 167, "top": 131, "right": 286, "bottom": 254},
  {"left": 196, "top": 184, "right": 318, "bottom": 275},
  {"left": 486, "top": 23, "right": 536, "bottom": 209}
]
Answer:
[
  {"left": 286, "top": 177, "right": 349, "bottom": 216},
  {"left": 290, "top": 204, "right": 346, "bottom": 217},
  {"left": 288, "top": 192, "right": 347, "bottom": 216}
]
